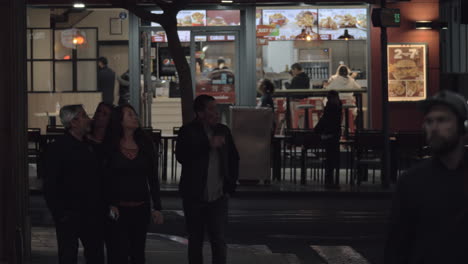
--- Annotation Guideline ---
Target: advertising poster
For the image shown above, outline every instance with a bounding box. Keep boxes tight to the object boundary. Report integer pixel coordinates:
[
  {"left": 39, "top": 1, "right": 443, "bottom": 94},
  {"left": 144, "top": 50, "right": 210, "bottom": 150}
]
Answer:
[
  {"left": 151, "top": 31, "right": 191, "bottom": 43},
  {"left": 207, "top": 10, "right": 240, "bottom": 26},
  {"left": 177, "top": 10, "right": 206, "bottom": 26},
  {"left": 318, "top": 8, "right": 367, "bottom": 40},
  {"left": 261, "top": 9, "right": 318, "bottom": 41},
  {"left": 387, "top": 43, "right": 427, "bottom": 102}
]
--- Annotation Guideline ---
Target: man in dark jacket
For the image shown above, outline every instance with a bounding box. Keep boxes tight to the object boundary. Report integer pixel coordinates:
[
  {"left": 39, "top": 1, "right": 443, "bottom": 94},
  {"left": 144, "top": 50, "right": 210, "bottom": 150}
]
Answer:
[
  {"left": 176, "top": 94, "right": 239, "bottom": 264},
  {"left": 43, "top": 104, "right": 105, "bottom": 264},
  {"left": 288, "top": 63, "right": 310, "bottom": 89},
  {"left": 385, "top": 90, "right": 468, "bottom": 264},
  {"left": 97, "top": 57, "right": 116, "bottom": 104}
]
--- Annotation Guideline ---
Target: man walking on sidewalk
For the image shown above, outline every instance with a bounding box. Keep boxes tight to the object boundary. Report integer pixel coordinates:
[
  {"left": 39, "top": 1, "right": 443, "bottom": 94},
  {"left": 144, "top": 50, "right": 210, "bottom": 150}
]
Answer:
[
  {"left": 176, "top": 95, "right": 239, "bottom": 264},
  {"left": 43, "top": 104, "right": 105, "bottom": 264},
  {"left": 385, "top": 90, "right": 468, "bottom": 264}
]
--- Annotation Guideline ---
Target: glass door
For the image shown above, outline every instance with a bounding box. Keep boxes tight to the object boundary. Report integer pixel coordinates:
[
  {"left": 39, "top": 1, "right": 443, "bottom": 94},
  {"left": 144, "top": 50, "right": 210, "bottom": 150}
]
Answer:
[{"left": 190, "top": 31, "right": 239, "bottom": 105}]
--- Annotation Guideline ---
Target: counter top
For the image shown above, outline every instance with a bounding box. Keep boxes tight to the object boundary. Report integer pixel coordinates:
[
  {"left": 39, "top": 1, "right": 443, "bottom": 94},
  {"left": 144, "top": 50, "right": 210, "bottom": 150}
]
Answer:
[{"left": 273, "top": 88, "right": 367, "bottom": 97}]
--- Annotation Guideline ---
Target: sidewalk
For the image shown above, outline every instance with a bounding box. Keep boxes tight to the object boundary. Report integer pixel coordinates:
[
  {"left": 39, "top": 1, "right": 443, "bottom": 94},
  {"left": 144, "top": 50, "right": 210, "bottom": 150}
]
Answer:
[
  {"left": 29, "top": 165, "right": 394, "bottom": 199},
  {"left": 30, "top": 227, "right": 300, "bottom": 264}
]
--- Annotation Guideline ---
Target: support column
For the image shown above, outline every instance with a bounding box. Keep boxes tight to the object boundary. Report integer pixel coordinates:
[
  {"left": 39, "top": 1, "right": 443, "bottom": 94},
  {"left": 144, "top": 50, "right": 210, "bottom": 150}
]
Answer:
[{"left": 0, "top": 0, "right": 29, "bottom": 263}]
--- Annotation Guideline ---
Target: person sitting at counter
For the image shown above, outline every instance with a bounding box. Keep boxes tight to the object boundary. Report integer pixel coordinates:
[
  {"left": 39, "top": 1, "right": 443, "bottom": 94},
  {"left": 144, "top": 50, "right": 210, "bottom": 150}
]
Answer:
[
  {"left": 325, "top": 65, "right": 361, "bottom": 90},
  {"left": 285, "top": 63, "right": 310, "bottom": 89}
]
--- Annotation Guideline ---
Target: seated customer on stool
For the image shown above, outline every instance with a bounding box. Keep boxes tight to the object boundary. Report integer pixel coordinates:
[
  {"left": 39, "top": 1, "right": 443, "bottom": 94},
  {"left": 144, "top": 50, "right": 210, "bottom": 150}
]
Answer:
[{"left": 314, "top": 90, "right": 342, "bottom": 189}]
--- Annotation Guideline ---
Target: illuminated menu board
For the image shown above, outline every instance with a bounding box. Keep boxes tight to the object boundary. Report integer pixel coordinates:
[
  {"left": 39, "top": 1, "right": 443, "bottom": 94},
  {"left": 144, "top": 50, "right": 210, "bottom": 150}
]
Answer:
[
  {"left": 151, "top": 10, "right": 241, "bottom": 27},
  {"left": 257, "top": 7, "right": 368, "bottom": 41},
  {"left": 261, "top": 9, "right": 318, "bottom": 41},
  {"left": 318, "top": 8, "right": 367, "bottom": 40},
  {"left": 151, "top": 31, "right": 191, "bottom": 43}
]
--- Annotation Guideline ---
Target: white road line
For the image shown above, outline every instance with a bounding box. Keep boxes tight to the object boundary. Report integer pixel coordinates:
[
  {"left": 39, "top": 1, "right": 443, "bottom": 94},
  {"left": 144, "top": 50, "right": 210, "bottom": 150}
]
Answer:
[{"left": 310, "top": 245, "right": 370, "bottom": 264}]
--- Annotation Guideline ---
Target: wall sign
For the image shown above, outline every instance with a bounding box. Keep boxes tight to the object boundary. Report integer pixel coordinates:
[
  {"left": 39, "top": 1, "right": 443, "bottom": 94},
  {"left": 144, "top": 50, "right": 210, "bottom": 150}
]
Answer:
[{"left": 387, "top": 43, "right": 427, "bottom": 102}]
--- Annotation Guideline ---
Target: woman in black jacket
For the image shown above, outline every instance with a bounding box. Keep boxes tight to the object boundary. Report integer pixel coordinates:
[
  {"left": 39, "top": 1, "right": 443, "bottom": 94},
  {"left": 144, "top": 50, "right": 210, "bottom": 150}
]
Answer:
[
  {"left": 104, "top": 104, "right": 163, "bottom": 264},
  {"left": 314, "top": 90, "right": 342, "bottom": 189}
]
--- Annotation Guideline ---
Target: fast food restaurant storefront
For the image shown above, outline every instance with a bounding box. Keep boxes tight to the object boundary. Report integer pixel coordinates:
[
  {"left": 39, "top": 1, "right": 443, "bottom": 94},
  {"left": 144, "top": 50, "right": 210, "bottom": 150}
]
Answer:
[
  {"left": 25, "top": 0, "right": 440, "bottom": 134},
  {"left": 140, "top": 0, "right": 440, "bottom": 133}
]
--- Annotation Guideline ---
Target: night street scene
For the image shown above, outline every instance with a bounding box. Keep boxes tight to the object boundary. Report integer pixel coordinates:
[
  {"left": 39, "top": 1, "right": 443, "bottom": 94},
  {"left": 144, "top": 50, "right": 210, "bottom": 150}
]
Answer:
[{"left": 1, "top": 0, "right": 468, "bottom": 264}]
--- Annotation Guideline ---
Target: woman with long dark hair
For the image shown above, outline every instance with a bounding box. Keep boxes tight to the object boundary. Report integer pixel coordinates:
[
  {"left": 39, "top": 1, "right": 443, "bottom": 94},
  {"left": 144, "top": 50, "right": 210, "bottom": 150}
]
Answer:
[{"left": 103, "top": 104, "right": 163, "bottom": 264}]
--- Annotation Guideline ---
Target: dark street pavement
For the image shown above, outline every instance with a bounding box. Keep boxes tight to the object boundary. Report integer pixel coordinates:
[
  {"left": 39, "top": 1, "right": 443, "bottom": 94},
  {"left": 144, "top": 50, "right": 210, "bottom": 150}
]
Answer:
[{"left": 30, "top": 194, "right": 392, "bottom": 264}]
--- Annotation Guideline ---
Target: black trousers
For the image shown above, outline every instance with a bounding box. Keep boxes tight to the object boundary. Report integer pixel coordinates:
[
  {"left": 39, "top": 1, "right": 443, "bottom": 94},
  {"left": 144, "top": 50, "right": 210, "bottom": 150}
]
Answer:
[
  {"left": 54, "top": 211, "right": 104, "bottom": 264},
  {"left": 108, "top": 204, "right": 150, "bottom": 264},
  {"left": 324, "top": 136, "right": 340, "bottom": 186},
  {"left": 183, "top": 196, "right": 228, "bottom": 264}
]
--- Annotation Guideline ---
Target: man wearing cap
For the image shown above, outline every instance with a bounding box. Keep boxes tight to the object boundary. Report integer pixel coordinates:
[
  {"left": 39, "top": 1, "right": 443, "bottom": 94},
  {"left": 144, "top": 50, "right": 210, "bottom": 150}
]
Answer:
[{"left": 385, "top": 90, "right": 468, "bottom": 264}]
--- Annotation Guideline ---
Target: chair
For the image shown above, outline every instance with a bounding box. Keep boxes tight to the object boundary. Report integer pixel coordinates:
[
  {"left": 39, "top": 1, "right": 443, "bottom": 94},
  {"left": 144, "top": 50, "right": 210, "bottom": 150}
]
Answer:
[
  {"left": 28, "top": 128, "right": 46, "bottom": 178},
  {"left": 284, "top": 129, "right": 325, "bottom": 185},
  {"left": 171, "top": 127, "right": 180, "bottom": 180},
  {"left": 394, "top": 131, "right": 426, "bottom": 181},
  {"left": 352, "top": 130, "right": 385, "bottom": 185}
]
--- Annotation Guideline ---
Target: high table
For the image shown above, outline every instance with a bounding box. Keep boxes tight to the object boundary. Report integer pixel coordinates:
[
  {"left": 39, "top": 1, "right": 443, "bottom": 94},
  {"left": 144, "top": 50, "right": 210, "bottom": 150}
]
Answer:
[{"left": 273, "top": 88, "right": 367, "bottom": 131}]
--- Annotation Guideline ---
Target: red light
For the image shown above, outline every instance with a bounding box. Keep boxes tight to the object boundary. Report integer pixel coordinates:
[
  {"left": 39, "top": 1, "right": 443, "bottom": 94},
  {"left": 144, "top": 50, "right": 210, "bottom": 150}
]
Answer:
[{"left": 63, "top": 55, "right": 71, "bottom": 60}]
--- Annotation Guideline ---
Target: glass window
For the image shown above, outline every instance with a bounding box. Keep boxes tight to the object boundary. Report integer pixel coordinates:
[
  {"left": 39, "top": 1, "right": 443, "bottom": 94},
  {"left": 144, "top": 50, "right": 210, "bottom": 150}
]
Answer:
[
  {"left": 32, "top": 29, "right": 52, "bottom": 59},
  {"left": 33, "top": 62, "right": 53, "bottom": 92},
  {"left": 77, "top": 61, "right": 97, "bottom": 91},
  {"left": 77, "top": 29, "right": 97, "bottom": 59},
  {"left": 55, "top": 62, "right": 73, "bottom": 92},
  {"left": 54, "top": 30, "right": 74, "bottom": 60}
]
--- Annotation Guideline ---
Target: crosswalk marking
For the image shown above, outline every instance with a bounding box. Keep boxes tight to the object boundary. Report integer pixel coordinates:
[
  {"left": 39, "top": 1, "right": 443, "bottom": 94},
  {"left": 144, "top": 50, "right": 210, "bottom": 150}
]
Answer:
[{"left": 310, "top": 246, "right": 370, "bottom": 264}]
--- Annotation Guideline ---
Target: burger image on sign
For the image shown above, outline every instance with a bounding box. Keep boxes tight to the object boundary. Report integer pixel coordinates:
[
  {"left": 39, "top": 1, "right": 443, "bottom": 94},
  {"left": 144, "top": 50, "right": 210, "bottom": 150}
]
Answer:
[{"left": 389, "top": 59, "right": 421, "bottom": 80}]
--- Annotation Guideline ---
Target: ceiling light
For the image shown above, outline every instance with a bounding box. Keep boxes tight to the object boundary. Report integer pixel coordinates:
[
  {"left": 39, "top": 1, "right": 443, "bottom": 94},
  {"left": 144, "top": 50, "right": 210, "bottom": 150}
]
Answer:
[
  {"left": 338, "top": 29, "right": 354, "bottom": 41},
  {"left": 415, "top": 21, "right": 432, "bottom": 30},
  {"left": 221, "top": 0, "right": 233, "bottom": 3},
  {"left": 73, "top": 3, "right": 85, "bottom": 8}
]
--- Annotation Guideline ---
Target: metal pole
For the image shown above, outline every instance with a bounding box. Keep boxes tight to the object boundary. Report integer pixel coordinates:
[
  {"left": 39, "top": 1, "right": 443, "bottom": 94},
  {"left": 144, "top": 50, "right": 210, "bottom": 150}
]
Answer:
[
  {"left": 380, "top": 0, "right": 391, "bottom": 189},
  {"left": 142, "top": 31, "right": 153, "bottom": 128}
]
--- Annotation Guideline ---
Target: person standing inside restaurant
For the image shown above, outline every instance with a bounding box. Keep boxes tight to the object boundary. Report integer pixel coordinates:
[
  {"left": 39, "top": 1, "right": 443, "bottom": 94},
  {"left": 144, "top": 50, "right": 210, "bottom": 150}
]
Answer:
[
  {"left": 176, "top": 95, "right": 240, "bottom": 264},
  {"left": 287, "top": 63, "right": 310, "bottom": 89},
  {"left": 313, "top": 90, "right": 342, "bottom": 189},
  {"left": 43, "top": 104, "right": 105, "bottom": 264},
  {"left": 103, "top": 104, "right": 163, "bottom": 264},
  {"left": 98, "top": 57, "right": 116, "bottom": 105},
  {"left": 117, "top": 70, "right": 130, "bottom": 106},
  {"left": 385, "top": 90, "right": 468, "bottom": 264}
]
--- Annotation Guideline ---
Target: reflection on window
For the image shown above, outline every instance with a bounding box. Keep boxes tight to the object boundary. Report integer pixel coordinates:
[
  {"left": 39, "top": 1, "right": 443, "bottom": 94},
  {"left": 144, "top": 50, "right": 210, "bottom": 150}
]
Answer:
[
  {"left": 55, "top": 62, "right": 73, "bottom": 92},
  {"left": 33, "top": 62, "right": 53, "bottom": 92},
  {"left": 32, "top": 29, "right": 52, "bottom": 59},
  {"left": 28, "top": 27, "right": 98, "bottom": 92},
  {"left": 77, "top": 29, "right": 97, "bottom": 59},
  {"left": 77, "top": 61, "right": 97, "bottom": 91},
  {"left": 55, "top": 30, "right": 74, "bottom": 60}
]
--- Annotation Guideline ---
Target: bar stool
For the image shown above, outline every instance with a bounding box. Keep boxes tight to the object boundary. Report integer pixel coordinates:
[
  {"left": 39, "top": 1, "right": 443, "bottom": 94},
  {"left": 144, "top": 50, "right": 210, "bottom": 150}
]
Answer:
[
  {"left": 342, "top": 104, "right": 357, "bottom": 139},
  {"left": 296, "top": 104, "right": 315, "bottom": 129}
]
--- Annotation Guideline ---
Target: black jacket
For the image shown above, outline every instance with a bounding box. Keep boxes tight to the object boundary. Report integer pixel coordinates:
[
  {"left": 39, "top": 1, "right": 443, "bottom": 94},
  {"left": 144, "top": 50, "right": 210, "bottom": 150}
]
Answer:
[
  {"left": 43, "top": 132, "right": 104, "bottom": 220},
  {"left": 385, "top": 153, "right": 468, "bottom": 264},
  {"left": 97, "top": 66, "right": 116, "bottom": 104},
  {"left": 290, "top": 72, "right": 310, "bottom": 89},
  {"left": 314, "top": 102, "right": 342, "bottom": 136},
  {"left": 176, "top": 120, "right": 239, "bottom": 200}
]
